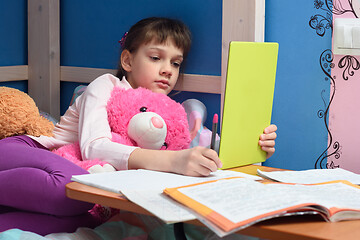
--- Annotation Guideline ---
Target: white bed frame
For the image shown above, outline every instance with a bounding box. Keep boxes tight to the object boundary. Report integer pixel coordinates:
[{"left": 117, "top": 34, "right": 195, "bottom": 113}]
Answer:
[{"left": 0, "top": 0, "right": 265, "bottom": 120}]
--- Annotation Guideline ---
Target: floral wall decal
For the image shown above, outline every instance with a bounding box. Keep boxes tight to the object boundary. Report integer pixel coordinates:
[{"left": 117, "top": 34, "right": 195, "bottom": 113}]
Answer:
[{"left": 309, "top": 0, "right": 359, "bottom": 37}]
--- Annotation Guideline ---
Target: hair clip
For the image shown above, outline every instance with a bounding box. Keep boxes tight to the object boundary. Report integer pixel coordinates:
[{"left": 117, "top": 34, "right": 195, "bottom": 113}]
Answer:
[{"left": 119, "top": 32, "right": 128, "bottom": 49}]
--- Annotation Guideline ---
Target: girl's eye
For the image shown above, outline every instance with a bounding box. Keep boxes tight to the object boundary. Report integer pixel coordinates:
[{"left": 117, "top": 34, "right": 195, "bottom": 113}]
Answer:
[
  {"left": 140, "top": 107, "right": 147, "bottom": 112},
  {"left": 150, "top": 56, "right": 160, "bottom": 61},
  {"left": 172, "top": 62, "right": 181, "bottom": 68}
]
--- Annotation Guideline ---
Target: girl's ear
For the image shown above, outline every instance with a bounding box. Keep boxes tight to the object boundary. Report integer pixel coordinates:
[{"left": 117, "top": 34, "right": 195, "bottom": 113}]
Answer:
[{"left": 121, "top": 50, "right": 132, "bottom": 72}]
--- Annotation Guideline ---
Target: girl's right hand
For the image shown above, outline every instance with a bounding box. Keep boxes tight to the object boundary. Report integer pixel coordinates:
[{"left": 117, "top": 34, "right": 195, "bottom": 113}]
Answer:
[
  {"left": 172, "top": 146, "right": 222, "bottom": 177},
  {"left": 128, "top": 147, "right": 222, "bottom": 177}
]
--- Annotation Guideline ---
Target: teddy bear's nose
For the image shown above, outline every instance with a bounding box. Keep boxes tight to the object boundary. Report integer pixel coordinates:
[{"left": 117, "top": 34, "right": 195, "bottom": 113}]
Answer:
[{"left": 151, "top": 116, "right": 164, "bottom": 129}]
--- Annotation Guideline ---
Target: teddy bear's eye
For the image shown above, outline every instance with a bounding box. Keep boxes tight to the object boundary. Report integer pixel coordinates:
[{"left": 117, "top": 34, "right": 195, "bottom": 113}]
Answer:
[
  {"left": 163, "top": 142, "right": 168, "bottom": 149},
  {"left": 140, "top": 107, "right": 147, "bottom": 112}
]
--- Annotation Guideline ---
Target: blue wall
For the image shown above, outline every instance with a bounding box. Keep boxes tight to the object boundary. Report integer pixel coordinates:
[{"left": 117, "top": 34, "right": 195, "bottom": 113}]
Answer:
[
  {"left": 60, "top": 0, "right": 222, "bottom": 129},
  {"left": 0, "top": 0, "right": 27, "bottom": 92},
  {"left": 264, "top": 0, "right": 331, "bottom": 170}
]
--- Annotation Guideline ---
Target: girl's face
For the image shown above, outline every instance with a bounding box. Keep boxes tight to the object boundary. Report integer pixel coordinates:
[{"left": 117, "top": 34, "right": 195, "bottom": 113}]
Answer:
[{"left": 124, "top": 38, "right": 184, "bottom": 95}]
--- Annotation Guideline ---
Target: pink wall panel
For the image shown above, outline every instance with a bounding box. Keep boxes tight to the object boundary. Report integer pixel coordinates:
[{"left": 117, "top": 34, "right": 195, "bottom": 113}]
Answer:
[{"left": 329, "top": 0, "right": 360, "bottom": 172}]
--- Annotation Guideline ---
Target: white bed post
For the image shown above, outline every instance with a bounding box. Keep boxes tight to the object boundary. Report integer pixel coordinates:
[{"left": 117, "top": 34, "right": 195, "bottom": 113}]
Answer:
[
  {"left": 222, "top": 0, "right": 265, "bottom": 165},
  {"left": 221, "top": 0, "right": 265, "bottom": 111},
  {"left": 28, "top": 0, "right": 60, "bottom": 120}
]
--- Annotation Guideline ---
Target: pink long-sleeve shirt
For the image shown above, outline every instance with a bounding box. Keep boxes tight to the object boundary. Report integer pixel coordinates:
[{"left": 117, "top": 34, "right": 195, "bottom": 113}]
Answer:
[{"left": 29, "top": 73, "right": 137, "bottom": 170}]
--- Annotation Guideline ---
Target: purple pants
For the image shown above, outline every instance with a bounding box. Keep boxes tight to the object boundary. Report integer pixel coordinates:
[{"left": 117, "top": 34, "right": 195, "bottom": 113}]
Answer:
[{"left": 0, "top": 136, "right": 99, "bottom": 235}]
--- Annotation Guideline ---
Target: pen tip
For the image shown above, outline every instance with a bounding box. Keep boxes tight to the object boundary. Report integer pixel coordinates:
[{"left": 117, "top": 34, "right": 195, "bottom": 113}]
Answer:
[{"left": 213, "top": 114, "right": 218, "bottom": 123}]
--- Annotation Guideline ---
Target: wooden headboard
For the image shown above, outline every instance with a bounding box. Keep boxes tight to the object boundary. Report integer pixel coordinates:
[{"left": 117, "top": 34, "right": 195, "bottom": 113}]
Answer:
[{"left": 0, "top": 0, "right": 264, "bottom": 120}]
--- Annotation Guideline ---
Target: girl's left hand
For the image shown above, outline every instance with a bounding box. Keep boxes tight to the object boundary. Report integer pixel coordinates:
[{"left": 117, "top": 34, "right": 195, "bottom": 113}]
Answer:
[{"left": 259, "top": 124, "right": 277, "bottom": 159}]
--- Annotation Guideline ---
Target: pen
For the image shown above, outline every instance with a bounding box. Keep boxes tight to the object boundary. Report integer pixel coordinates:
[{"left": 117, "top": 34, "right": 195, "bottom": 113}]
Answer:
[{"left": 210, "top": 114, "right": 218, "bottom": 150}]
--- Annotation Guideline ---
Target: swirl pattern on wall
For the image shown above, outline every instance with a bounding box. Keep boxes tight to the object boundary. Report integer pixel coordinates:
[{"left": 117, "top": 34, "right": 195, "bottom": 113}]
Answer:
[
  {"left": 338, "top": 55, "right": 360, "bottom": 80},
  {"left": 315, "top": 50, "right": 340, "bottom": 169}
]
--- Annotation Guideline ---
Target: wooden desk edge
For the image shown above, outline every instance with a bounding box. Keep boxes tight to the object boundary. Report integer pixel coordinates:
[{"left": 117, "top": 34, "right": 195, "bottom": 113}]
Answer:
[{"left": 66, "top": 182, "right": 152, "bottom": 216}]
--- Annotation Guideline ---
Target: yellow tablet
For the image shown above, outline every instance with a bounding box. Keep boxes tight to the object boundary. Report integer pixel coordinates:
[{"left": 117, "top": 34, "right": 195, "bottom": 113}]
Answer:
[{"left": 219, "top": 41, "right": 278, "bottom": 169}]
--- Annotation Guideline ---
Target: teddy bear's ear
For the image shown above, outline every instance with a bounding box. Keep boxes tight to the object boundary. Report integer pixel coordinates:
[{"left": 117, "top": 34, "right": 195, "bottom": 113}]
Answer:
[{"left": 25, "top": 116, "right": 54, "bottom": 137}]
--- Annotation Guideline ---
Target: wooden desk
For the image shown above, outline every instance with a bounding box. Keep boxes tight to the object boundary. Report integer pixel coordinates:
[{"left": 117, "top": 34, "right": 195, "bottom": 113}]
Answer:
[{"left": 66, "top": 165, "right": 360, "bottom": 240}]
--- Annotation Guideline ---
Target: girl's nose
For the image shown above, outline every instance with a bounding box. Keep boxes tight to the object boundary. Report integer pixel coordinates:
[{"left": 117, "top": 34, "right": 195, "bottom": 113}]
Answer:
[{"left": 160, "top": 63, "right": 172, "bottom": 77}]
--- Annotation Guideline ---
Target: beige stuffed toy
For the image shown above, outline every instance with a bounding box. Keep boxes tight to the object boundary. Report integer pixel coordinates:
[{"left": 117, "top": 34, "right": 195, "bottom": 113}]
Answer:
[{"left": 0, "top": 87, "right": 54, "bottom": 140}]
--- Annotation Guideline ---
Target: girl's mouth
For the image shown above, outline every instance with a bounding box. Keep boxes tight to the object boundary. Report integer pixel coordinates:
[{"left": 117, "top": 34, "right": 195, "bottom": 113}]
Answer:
[{"left": 155, "top": 80, "right": 170, "bottom": 89}]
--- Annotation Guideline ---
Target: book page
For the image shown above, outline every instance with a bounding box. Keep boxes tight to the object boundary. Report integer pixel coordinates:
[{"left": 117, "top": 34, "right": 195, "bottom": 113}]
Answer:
[
  {"left": 120, "top": 189, "right": 196, "bottom": 223},
  {"left": 257, "top": 168, "right": 360, "bottom": 184},
  {"left": 177, "top": 178, "right": 302, "bottom": 224},
  {"left": 71, "top": 169, "right": 262, "bottom": 193},
  {"left": 176, "top": 178, "right": 360, "bottom": 224}
]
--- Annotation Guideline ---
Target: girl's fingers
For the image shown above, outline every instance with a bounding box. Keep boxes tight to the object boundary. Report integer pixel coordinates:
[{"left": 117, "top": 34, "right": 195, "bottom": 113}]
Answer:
[
  {"left": 196, "top": 164, "right": 216, "bottom": 176},
  {"left": 264, "top": 124, "right": 277, "bottom": 133},
  {"left": 259, "top": 140, "right": 275, "bottom": 147},
  {"left": 260, "top": 132, "right": 277, "bottom": 141},
  {"left": 260, "top": 125, "right": 277, "bottom": 159},
  {"left": 202, "top": 148, "right": 222, "bottom": 169},
  {"left": 262, "top": 146, "right": 275, "bottom": 158}
]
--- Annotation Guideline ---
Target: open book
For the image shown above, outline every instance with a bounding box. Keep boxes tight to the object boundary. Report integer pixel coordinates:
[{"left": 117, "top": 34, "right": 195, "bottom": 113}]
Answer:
[{"left": 164, "top": 177, "right": 360, "bottom": 237}]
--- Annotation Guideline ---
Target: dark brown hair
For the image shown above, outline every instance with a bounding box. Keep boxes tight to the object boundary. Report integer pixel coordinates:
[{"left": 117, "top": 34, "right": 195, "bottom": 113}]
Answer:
[{"left": 116, "top": 17, "right": 192, "bottom": 79}]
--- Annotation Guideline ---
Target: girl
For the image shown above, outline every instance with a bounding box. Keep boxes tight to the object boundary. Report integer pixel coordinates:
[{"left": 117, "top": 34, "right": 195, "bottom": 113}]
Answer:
[
  {"left": 116, "top": 17, "right": 276, "bottom": 176},
  {"left": 0, "top": 17, "right": 277, "bottom": 235}
]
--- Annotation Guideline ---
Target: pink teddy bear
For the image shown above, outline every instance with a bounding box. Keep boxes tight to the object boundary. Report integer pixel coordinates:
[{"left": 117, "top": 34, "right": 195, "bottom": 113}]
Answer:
[{"left": 53, "top": 87, "right": 191, "bottom": 173}]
